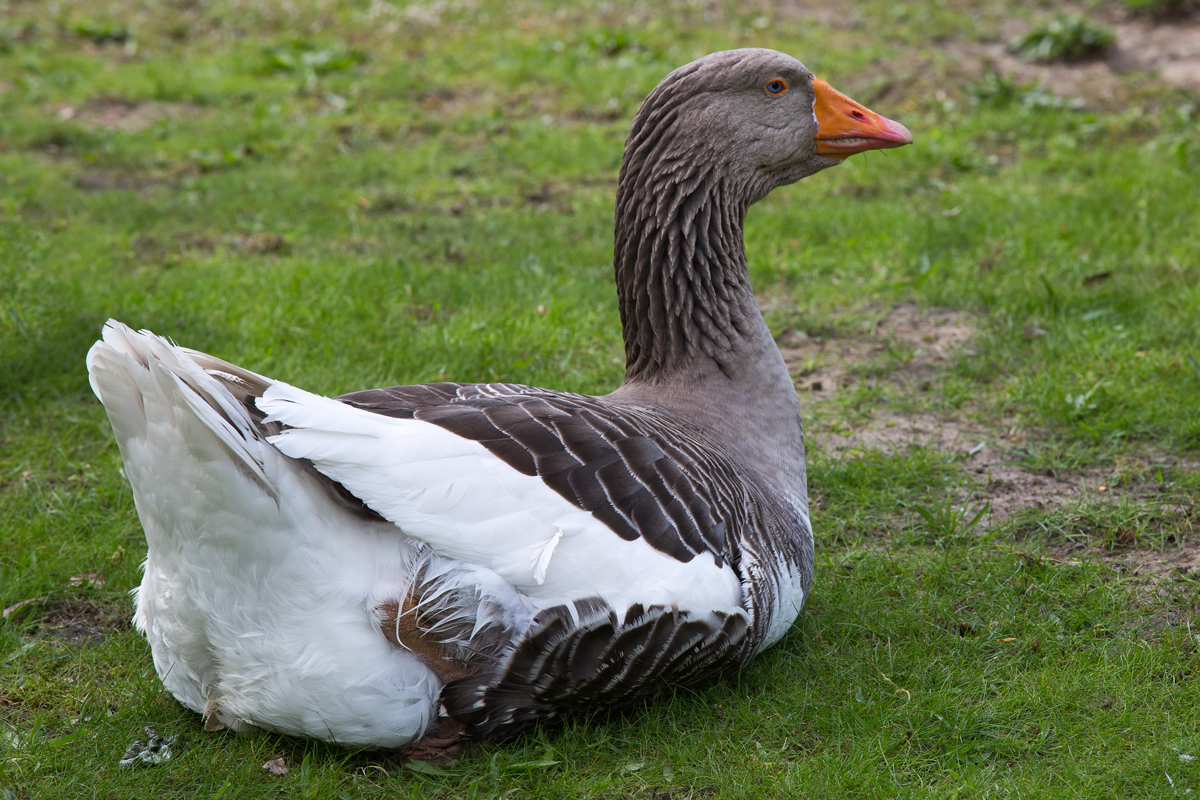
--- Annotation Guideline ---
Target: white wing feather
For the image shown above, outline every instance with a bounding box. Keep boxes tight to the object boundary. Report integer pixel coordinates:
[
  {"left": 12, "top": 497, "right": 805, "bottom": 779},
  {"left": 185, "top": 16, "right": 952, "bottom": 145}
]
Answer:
[{"left": 258, "top": 383, "right": 744, "bottom": 612}]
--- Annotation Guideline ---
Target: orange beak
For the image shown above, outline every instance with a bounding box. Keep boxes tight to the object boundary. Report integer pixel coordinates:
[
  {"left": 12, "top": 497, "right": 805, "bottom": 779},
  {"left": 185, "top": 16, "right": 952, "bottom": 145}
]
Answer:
[{"left": 813, "top": 78, "right": 912, "bottom": 158}]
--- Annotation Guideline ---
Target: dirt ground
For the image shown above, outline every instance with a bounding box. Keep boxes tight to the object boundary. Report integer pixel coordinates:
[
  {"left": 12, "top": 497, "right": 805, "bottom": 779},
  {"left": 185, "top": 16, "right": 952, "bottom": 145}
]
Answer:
[
  {"left": 2, "top": 595, "right": 127, "bottom": 646},
  {"left": 948, "top": 13, "right": 1200, "bottom": 101},
  {"left": 777, "top": 303, "right": 1091, "bottom": 517},
  {"left": 775, "top": 301, "right": 1200, "bottom": 574},
  {"left": 55, "top": 96, "right": 196, "bottom": 132}
]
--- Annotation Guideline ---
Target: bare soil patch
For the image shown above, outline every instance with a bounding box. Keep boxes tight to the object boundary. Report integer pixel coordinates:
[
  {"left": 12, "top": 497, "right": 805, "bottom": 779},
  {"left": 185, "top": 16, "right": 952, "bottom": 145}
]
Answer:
[
  {"left": 944, "top": 15, "right": 1200, "bottom": 104},
  {"left": 235, "top": 232, "right": 291, "bottom": 255},
  {"left": 55, "top": 96, "right": 198, "bottom": 133},
  {"left": 778, "top": 304, "right": 1092, "bottom": 516},
  {"left": 127, "top": 231, "right": 292, "bottom": 265},
  {"left": 40, "top": 598, "right": 128, "bottom": 645},
  {"left": 3, "top": 596, "right": 128, "bottom": 647},
  {"left": 414, "top": 86, "right": 494, "bottom": 118},
  {"left": 1083, "top": 528, "right": 1199, "bottom": 579},
  {"left": 1108, "top": 16, "right": 1200, "bottom": 87},
  {"left": 1020, "top": 500, "right": 1200, "bottom": 602},
  {"left": 75, "top": 169, "right": 166, "bottom": 192},
  {"left": 778, "top": 302, "right": 974, "bottom": 404},
  {"left": 131, "top": 231, "right": 219, "bottom": 263},
  {"left": 775, "top": 304, "right": 1197, "bottom": 540}
]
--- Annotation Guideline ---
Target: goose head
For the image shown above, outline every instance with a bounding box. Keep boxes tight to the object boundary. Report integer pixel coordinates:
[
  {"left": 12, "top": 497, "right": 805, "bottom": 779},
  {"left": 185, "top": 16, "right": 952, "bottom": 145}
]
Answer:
[{"left": 620, "top": 48, "right": 912, "bottom": 205}]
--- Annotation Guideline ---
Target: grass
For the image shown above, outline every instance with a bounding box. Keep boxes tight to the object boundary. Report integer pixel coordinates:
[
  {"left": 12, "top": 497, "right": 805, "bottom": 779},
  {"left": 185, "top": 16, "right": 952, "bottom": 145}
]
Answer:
[
  {"left": 1, "top": 0, "right": 1199, "bottom": 797},
  {"left": 1008, "top": 14, "right": 1115, "bottom": 64},
  {"left": 1123, "top": 0, "right": 1199, "bottom": 18}
]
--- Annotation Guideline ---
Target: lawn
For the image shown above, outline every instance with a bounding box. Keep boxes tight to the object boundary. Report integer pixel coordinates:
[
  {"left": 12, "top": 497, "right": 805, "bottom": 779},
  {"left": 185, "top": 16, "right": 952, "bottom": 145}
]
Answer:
[{"left": 2, "top": 0, "right": 1199, "bottom": 797}]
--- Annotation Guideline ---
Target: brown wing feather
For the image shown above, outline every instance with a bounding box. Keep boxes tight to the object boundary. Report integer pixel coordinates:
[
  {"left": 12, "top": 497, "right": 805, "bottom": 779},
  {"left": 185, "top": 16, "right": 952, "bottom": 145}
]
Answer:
[
  {"left": 439, "top": 597, "right": 751, "bottom": 740},
  {"left": 337, "top": 382, "right": 767, "bottom": 569}
]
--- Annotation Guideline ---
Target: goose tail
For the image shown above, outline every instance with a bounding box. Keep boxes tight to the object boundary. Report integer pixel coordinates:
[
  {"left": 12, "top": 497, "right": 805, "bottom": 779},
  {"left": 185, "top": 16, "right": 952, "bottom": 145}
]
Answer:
[
  {"left": 86, "top": 320, "right": 277, "bottom": 495},
  {"left": 85, "top": 320, "right": 441, "bottom": 746}
]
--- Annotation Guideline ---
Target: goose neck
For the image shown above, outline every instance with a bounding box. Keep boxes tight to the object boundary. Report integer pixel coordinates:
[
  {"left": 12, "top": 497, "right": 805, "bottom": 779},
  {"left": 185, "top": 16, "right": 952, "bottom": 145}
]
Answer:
[{"left": 614, "top": 160, "right": 774, "bottom": 386}]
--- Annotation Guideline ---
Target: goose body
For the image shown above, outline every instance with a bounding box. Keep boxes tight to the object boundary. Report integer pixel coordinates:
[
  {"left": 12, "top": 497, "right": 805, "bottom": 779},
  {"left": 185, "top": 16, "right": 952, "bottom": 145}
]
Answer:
[{"left": 87, "top": 49, "right": 910, "bottom": 750}]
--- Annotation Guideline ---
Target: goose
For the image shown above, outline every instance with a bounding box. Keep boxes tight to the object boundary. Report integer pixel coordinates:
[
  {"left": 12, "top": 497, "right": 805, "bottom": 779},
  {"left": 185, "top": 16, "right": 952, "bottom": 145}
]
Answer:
[{"left": 86, "top": 48, "right": 911, "bottom": 756}]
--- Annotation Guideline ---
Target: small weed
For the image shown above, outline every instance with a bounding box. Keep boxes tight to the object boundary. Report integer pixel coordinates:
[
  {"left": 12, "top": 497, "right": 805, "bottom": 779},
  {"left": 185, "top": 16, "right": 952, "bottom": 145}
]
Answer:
[
  {"left": 966, "top": 70, "right": 1029, "bottom": 106},
  {"left": 532, "top": 28, "right": 661, "bottom": 72},
  {"left": 66, "top": 19, "right": 132, "bottom": 46},
  {"left": 1010, "top": 14, "right": 1115, "bottom": 63},
  {"left": 1015, "top": 439, "right": 1100, "bottom": 475},
  {"left": 965, "top": 70, "right": 1077, "bottom": 110},
  {"left": 583, "top": 29, "right": 634, "bottom": 56},
  {"left": 911, "top": 497, "right": 991, "bottom": 547},
  {"left": 1123, "top": 0, "right": 1198, "bottom": 17},
  {"left": 1064, "top": 380, "right": 1107, "bottom": 420},
  {"left": 186, "top": 145, "right": 258, "bottom": 172},
  {"left": 1176, "top": 137, "right": 1200, "bottom": 171},
  {"left": 27, "top": 124, "right": 102, "bottom": 155},
  {"left": 262, "top": 40, "right": 366, "bottom": 91}
]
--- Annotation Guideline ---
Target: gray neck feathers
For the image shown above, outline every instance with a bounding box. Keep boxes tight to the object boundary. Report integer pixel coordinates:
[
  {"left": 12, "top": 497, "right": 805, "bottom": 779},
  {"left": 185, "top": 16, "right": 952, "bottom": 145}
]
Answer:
[{"left": 614, "top": 80, "right": 774, "bottom": 385}]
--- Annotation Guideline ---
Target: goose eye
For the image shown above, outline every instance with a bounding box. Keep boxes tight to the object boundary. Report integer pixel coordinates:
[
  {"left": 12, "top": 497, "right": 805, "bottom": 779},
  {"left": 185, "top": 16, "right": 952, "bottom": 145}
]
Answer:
[{"left": 765, "top": 78, "right": 788, "bottom": 96}]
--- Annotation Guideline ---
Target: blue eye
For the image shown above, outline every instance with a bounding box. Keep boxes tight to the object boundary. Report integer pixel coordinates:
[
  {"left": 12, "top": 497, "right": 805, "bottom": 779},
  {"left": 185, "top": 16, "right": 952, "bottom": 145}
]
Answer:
[{"left": 765, "top": 78, "right": 788, "bottom": 96}]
